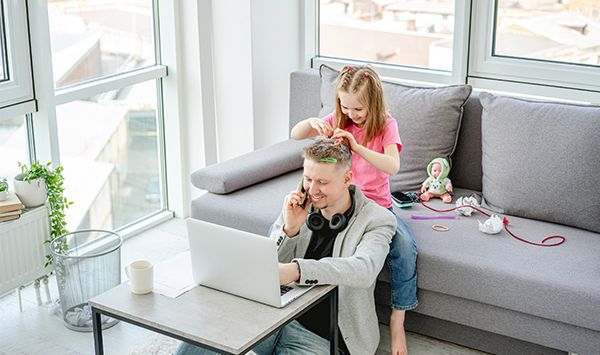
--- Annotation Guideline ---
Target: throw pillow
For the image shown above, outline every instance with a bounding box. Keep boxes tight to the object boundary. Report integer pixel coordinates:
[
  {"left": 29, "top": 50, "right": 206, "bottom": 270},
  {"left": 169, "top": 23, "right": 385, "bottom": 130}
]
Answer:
[
  {"left": 319, "top": 64, "right": 472, "bottom": 191},
  {"left": 191, "top": 139, "right": 309, "bottom": 194},
  {"left": 480, "top": 92, "right": 600, "bottom": 233}
]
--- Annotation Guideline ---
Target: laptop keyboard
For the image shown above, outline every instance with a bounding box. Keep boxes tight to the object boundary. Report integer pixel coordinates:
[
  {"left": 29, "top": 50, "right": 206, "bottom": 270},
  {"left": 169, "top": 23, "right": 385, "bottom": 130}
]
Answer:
[{"left": 280, "top": 286, "right": 293, "bottom": 295}]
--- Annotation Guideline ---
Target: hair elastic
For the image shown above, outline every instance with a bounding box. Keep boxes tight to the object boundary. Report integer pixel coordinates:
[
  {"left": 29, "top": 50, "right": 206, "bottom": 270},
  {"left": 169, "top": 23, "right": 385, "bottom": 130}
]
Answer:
[
  {"left": 432, "top": 224, "right": 449, "bottom": 232},
  {"left": 364, "top": 72, "right": 369, "bottom": 77},
  {"left": 319, "top": 157, "right": 337, "bottom": 163}
]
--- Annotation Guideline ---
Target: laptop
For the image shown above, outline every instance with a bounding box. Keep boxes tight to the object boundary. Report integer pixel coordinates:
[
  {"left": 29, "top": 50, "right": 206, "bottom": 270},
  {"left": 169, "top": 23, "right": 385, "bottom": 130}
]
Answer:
[{"left": 186, "top": 218, "right": 314, "bottom": 308}]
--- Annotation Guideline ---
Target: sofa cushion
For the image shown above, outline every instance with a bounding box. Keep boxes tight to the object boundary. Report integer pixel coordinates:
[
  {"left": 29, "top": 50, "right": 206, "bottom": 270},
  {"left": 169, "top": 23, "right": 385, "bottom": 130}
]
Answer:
[
  {"left": 480, "top": 92, "right": 600, "bottom": 233},
  {"left": 389, "top": 190, "right": 600, "bottom": 333},
  {"left": 191, "top": 140, "right": 309, "bottom": 194},
  {"left": 319, "top": 64, "right": 472, "bottom": 192}
]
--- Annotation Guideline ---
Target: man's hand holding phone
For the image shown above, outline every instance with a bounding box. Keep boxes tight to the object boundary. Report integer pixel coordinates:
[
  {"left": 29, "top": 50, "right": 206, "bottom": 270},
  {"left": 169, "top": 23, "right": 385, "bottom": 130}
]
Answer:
[{"left": 282, "top": 180, "right": 309, "bottom": 237}]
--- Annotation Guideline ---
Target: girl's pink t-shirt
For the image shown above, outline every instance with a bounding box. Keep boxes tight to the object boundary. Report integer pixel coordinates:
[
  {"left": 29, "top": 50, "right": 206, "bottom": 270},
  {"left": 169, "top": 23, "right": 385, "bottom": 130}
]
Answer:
[{"left": 324, "top": 112, "right": 402, "bottom": 208}]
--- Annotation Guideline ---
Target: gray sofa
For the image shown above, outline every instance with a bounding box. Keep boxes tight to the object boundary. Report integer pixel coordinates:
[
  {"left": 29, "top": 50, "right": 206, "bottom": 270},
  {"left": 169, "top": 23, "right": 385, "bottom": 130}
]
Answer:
[{"left": 190, "top": 68, "right": 600, "bottom": 355}]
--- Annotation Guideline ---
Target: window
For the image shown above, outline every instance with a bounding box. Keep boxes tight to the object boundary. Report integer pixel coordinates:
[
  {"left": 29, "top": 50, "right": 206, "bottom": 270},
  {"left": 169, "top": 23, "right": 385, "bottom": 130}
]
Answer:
[
  {"left": 314, "top": 0, "right": 600, "bottom": 99},
  {"left": 56, "top": 81, "right": 162, "bottom": 231},
  {"left": 319, "top": 0, "right": 457, "bottom": 71},
  {"left": 0, "top": 1, "right": 8, "bottom": 82},
  {"left": 0, "top": 0, "right": 34, "bottom": 113},
  {"left": 469, "top": 0, "right": 600, "bottom": 94},
  {"left": 494, "top": 0, "right": 600, "bottom": 67},
  {"left": 0, "top": 115, "right": 28, "bottom": 187},
  {"left": 48, "top": 1, "right": 156, "bottom": 88},
  {"left": 10, "top": 0, "right": 172, "bottom": 235}
]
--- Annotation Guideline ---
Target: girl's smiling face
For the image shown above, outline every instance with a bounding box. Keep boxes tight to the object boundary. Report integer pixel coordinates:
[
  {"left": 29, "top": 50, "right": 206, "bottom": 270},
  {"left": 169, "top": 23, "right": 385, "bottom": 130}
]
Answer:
[{"left": 338, "top": 90, "right": 368, "bottom": 127}]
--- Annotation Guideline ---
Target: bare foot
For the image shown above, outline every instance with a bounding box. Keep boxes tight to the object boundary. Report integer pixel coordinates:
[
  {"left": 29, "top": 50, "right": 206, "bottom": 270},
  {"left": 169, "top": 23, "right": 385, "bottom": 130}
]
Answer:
[{"left": 390, "top": 309, "right": 408, "bottom": 355}]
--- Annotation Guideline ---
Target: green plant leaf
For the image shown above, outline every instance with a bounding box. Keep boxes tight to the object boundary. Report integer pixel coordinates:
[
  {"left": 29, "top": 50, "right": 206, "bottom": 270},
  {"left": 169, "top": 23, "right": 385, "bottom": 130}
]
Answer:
[{"left": 20, "top": 161, "right": 72, "bottom": 265}]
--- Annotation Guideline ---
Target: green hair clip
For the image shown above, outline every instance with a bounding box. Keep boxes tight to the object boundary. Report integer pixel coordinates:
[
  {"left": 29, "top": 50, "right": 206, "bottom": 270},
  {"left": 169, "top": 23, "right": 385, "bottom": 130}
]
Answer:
[{"left": 319, "top": 157, "right": 337, "bottom": 163}]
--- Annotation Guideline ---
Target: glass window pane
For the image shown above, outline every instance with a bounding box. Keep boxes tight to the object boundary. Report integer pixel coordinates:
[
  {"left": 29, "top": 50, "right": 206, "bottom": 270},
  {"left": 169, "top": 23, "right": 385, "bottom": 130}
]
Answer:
[
  {"left": 319, "top": 0, "right": 455, "bottom": 70},
  {"left": 0, "top": 116, "right": 29, "bottom": 189},
  {"left": 48, "top": 0, "right": 155, "bottom": 88},
  {"left": 1, "top": 0, "right": 9, "bottom": 82},
  {"left": 494, "top": 0, "right": 600, "bottom": 67},
  {"left": 56, "top": 80, "right": 162, "bottom": 231}
]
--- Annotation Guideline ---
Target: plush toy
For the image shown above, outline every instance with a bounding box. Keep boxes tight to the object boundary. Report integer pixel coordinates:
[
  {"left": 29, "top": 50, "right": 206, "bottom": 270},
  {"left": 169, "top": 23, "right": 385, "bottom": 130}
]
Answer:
[{"left": 420, "top": 157, "right": 453, "bottom": 203}]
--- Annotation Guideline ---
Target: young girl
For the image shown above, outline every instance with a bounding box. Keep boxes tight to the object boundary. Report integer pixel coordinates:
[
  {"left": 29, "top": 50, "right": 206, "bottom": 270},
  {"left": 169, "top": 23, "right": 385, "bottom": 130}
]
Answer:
[{"left": 291, "top": 65, "right": 417, "bottom": 355}]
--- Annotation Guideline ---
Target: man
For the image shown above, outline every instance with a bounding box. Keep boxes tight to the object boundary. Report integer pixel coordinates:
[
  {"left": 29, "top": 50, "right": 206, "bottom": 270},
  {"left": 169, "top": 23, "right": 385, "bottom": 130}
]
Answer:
[{"left": 176, "top": 138, "right": 395, "bottom": 354}]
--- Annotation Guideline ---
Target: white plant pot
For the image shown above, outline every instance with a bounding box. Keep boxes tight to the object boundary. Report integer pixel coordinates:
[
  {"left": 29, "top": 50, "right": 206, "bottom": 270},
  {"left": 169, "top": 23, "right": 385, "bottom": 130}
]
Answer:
[
  {"left": 0, "top": 191, "right": 7, "bottom": 201},
  {"left": 14, "top": 174, "right": 48, "bottom": 207}
]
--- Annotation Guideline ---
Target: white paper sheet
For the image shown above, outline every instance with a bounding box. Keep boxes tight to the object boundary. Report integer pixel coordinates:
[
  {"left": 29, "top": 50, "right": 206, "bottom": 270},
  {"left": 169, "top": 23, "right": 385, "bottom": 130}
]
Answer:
[{"left": 152, "top": 250, "right": 196, "bottom": 298}]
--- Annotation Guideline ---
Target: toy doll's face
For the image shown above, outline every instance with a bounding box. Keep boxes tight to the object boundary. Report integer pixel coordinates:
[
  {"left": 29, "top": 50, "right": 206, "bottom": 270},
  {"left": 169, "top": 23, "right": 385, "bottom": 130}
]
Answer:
[{"left": 431, "top": 163, "right": 442, "bottom": 178}]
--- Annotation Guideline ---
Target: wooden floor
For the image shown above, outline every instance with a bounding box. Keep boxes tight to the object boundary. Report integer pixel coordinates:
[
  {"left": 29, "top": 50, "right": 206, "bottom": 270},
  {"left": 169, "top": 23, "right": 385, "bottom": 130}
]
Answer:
[{"left": 0, "top": 218, "right": 486, "bottom": 355}]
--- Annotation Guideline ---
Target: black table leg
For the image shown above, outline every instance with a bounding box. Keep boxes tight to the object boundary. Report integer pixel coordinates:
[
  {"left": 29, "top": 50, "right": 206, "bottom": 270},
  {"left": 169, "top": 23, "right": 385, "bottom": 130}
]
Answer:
[
  {"left": 329, "top": 287, "right": 338, "bottom": 354},
  {"left": 92, "top": 307, "right": 104, "bottom": 355}
]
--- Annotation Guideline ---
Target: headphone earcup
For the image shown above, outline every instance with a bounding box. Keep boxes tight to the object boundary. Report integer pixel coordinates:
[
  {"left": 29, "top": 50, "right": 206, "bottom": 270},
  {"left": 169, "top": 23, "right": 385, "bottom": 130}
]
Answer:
[
  {"left": 306, "top": 212, "right": 326, "bottom": 231},
  {"left": 329, "top": 213, "right": 347, "bottom": 232}
]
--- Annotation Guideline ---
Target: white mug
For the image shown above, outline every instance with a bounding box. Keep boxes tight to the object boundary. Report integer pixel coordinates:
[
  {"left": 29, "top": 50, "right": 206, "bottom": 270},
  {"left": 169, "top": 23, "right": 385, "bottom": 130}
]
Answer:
[{"left": 124, "top": 260, "right": 154, "bottom": 294}]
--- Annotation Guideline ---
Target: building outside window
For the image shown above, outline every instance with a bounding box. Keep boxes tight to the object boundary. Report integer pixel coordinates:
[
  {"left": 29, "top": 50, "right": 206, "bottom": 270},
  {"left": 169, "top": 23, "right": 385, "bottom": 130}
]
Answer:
[
  {"left": 319, "top": 0, "right": 456, "bottom": 71},
  {"left": 317, "top": 0, "right": 600, "bottom": 96},
  {"left": 494, "top": 0, "right": 600, "bottom": 67}
]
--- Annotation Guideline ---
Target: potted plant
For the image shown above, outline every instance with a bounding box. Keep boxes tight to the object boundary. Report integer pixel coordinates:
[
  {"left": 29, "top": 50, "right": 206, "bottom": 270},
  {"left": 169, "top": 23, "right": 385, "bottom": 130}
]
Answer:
[
  {"left": 15, "top": 162, "right": 72, "bottom": 266},
  {"left": 14, "top": 168, "right": 48, "bottom": 208},
  {"left": 0, "top": 177, "right": 8, "bottom": 201}
]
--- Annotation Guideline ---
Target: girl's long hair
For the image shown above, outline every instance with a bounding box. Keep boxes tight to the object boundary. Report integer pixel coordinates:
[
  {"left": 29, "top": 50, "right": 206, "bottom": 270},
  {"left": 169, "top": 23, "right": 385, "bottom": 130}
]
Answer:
[{"left": 334, "top": 65, "right": 387, "bottom": 145}]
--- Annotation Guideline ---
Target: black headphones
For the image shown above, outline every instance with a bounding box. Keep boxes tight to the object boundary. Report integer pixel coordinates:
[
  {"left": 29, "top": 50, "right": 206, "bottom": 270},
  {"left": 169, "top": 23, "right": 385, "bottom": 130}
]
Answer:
[{"left": 306, "top": 191, "right": 355, "bottom": 233}]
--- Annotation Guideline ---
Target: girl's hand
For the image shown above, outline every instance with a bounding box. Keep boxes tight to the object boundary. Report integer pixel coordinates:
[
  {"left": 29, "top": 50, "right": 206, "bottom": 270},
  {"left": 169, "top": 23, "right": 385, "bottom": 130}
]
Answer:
[
  {"left": 309, "top": 118, "right": 333, "bottom": 137},
  {"left": 421, "top": 185, "right": 427, "bottom": 193},
  {"left": 332, "top": 128, "right": 359, "bottom": 151}
]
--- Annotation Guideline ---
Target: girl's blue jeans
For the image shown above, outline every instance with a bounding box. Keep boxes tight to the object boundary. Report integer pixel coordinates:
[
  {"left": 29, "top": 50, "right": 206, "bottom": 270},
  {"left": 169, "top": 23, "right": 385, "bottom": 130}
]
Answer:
[{"left": 387, "top": 207, "right": 418, "bottom": 311}]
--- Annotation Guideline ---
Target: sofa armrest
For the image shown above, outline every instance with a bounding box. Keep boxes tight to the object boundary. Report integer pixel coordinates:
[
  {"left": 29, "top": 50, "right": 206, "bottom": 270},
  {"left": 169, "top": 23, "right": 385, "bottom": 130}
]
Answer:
[{"left": 191, "top": 139, "right": 311, "bottom": 194}]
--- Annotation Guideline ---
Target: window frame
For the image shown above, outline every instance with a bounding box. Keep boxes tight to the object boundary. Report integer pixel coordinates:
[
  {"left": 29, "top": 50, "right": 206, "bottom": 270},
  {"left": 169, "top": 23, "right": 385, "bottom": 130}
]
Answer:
[
  {"left": 26, "top": 0, "right": 173, "bottom": 235},
  {"left": 468, "top": 0, "right": 600, "bottom": 93},
  {"left": 311, "top": 0, "right": 471, "bottom": 86},
  {"left": 311, "top": 0, "right": 600, "bottom": 102},
  {"left": 0, "top": 0, "right": 34, "bottom": 115}
]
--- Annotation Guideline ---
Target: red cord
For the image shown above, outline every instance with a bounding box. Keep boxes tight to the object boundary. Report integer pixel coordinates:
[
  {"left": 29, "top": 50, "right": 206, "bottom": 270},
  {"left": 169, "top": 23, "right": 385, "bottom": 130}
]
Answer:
[{"left": 417, "top": 196, "right": 566, "bottom": 247}]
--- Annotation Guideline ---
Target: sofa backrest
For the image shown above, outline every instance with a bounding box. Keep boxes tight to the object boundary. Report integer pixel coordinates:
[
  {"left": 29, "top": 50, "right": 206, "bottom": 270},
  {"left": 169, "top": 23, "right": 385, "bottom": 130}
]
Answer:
[
  {"left": 288, "top": 68, "right": 484, "bottom": 192},
  {"left": 289, "top": 69, "right": 321, "bottom": 129},
  {"left": 450, "top": 94, "right": 483, "bottom": 191}
]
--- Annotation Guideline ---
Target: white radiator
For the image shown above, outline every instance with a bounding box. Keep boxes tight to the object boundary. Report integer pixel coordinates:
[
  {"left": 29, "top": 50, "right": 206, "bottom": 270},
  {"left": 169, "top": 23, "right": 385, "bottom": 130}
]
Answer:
[{"left": 0, "top": 205, "right": 51, "bottom": 295}]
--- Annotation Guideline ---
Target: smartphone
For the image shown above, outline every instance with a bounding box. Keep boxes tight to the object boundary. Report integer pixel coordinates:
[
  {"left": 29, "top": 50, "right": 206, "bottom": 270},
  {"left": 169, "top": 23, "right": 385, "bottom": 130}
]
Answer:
[
  {"left": 391, "top": 191, "right": 413, "bottom": 208},
  {"left": 297, "top": 178, "right": 308, "bottom": 208}
]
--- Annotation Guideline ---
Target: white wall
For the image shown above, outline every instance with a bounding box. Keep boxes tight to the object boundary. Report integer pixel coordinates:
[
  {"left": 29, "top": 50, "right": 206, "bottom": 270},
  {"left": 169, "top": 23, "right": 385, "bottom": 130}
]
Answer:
[
  {"left": 250, "top": 0, "right": 303, "bottom": 148},
  {"left": 212, "top": 0, "right": 255, "bottom": 161},
  {"left": 210, "top": 0, "right": 303, "bottom": 160},
  {"left": 166, "top": 0, "right": 304, "bottom": 216}
]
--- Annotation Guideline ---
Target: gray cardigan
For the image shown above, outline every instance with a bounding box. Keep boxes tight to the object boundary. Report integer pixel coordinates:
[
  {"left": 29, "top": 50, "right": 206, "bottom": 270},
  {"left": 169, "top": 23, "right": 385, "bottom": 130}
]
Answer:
[{"left": 269, "top": 185, "right": 396, "bottom": 355}]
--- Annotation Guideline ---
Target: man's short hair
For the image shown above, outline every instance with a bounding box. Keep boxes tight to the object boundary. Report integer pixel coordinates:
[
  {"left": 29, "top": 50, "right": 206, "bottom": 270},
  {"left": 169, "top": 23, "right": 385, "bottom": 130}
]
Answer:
[{"left": 303, "top": 137, "right": 352, "bottom": 170}]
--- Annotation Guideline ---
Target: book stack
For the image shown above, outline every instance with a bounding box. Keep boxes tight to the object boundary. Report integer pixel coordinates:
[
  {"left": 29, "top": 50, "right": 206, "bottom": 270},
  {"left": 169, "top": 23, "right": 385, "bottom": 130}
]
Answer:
[{"left": 0, "top": 193, "right": 25, "bottom": 222}]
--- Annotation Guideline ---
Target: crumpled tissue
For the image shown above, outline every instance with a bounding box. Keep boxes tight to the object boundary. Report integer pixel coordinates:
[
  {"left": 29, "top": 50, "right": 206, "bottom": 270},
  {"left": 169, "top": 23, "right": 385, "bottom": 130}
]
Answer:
[
  {"left": 456, "top": 196, "right": 480, "bottom": 216},
  {"left": 479, "top": 214, "right": 503, "bottom": 234}
]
